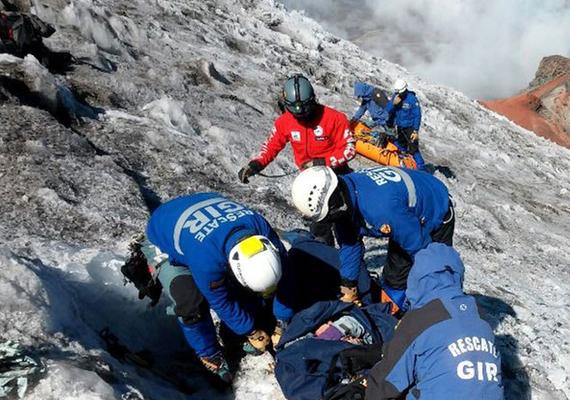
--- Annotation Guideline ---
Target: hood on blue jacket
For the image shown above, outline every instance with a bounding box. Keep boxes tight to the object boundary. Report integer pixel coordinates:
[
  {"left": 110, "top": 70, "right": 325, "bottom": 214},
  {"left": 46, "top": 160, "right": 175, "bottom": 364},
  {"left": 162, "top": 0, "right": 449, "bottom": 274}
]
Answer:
[
  {"left": 406, "top": 243, "right": 465, "bottom": 309},
  {"left": 354, "top": 82, "right": 374, "bottom": 99}
]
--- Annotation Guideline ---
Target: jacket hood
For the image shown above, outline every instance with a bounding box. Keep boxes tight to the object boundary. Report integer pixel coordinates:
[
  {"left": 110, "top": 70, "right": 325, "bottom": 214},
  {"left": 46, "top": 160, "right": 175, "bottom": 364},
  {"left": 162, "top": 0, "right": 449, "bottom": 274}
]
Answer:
[
  {"left": 406, "top": 243, "right": 465, "bottom": 309},
  {"left": 354, "top": 82, "right": 374, "bottom": 99}
]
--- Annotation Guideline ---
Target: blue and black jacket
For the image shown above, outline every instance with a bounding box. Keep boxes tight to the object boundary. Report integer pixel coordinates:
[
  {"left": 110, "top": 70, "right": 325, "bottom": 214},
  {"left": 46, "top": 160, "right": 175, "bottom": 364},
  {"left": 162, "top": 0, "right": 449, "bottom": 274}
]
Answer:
[
  {"left": 385, "top": 91, "right": 422, "bottom": 131},
  {"left": 146, "top": 193, "right": 294, "bottom": 336},
  {"left": 335, "top": 167, "right": 450, "bottom": 282},
  {"left": 352, "top": 82, "right": 389, "bottom": 127},
  {"left": 365, "top": 244, "right": 504, "bottom": 399}
]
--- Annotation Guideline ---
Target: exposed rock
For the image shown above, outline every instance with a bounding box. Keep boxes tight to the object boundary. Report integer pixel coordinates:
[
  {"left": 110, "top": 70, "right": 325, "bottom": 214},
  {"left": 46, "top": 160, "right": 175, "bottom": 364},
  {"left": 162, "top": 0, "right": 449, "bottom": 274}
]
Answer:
[
  {"left": 482, "top": 56, "right": 570, "bottom": 148},
  {"left": 528, "top": 55, "right": 570, "bottom": 91}
]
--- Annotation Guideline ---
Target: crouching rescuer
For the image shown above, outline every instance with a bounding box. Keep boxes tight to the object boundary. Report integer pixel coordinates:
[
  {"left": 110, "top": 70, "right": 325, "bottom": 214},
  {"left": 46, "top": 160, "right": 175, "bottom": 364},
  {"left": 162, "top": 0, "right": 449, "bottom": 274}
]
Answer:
[
  {"left": 365, "top": 244, "right": 504, "bottom": 399},
  {"left": 122, "top": 193, "right": 294, "bottom": 384}
]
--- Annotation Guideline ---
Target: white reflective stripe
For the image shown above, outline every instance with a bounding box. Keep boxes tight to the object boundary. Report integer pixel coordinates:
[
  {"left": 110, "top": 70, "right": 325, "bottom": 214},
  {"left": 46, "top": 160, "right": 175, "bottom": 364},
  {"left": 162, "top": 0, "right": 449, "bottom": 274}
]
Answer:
[
  {"left": 386, "top": 167, "right": 417, "bottom": 208},
  {"left": 173, "top": 197, "right": 225, "bottom": 255}
]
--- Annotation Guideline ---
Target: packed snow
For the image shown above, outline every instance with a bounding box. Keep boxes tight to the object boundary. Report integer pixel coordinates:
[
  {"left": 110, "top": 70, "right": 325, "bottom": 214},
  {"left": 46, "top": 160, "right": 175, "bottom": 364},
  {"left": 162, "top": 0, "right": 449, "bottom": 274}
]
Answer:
[{"left": 0, "top": 0, "right": 569, "bottom": 399}]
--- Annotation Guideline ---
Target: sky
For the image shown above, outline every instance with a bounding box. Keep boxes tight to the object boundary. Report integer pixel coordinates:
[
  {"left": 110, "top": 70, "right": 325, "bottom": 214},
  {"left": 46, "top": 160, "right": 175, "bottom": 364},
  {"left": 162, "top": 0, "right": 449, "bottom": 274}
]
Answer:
[{"left": 282, "top": 0, "right": 570, "bottom": 99}]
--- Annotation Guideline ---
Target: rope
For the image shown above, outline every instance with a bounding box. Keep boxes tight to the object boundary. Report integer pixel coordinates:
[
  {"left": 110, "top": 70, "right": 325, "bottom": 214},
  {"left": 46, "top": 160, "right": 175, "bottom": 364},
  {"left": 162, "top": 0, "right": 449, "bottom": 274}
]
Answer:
[{"left": 257, "top": 170, "right": 296, "bottom": 179}]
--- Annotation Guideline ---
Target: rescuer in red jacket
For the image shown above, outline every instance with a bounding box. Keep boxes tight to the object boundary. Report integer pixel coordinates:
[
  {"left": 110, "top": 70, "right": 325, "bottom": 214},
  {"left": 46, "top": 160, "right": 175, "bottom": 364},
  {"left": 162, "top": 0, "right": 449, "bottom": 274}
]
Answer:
[
  {"left": 238, "top": 74, "right": 356, "bottom": 181},
  {"left": 238, "top": 75, "right": 356, "bottom": 245}
]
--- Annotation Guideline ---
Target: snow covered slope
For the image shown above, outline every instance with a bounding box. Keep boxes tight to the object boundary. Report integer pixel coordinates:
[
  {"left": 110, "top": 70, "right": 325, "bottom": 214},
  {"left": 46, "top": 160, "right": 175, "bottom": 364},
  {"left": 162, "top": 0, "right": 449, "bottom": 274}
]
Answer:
[{"left": 0, "top": 0, "right": 569, "bottom": 399}]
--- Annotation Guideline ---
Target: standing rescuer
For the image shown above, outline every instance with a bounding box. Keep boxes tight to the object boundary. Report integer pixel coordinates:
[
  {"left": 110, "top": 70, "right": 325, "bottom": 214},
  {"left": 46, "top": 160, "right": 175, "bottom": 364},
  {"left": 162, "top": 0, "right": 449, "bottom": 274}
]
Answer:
[
  {"left": 385, "top": 79, "right": 426, "bottom": 170},
  {"left": 238, "top": 74, "right": 356, "bottom": 245}
]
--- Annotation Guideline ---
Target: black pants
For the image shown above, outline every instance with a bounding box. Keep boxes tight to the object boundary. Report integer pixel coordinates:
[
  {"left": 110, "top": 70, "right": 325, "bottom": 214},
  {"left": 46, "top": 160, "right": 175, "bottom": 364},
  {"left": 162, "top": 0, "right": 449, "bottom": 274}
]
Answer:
[
  {"left": 310, "top": 164, "right": 353, "bottom": 246},
  {"left": 383, "top": 204, "right": 455, "bottom": 289},
  {"left": 396, "top": 126, "right": 420, "bottom": 154}
]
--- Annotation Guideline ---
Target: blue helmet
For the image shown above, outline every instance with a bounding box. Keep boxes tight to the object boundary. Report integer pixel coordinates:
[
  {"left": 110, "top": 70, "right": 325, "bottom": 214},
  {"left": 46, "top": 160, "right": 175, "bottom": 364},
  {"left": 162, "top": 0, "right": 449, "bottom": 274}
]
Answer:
[{"left": 282, "top": 74, "right": 317, "bottom": 119}]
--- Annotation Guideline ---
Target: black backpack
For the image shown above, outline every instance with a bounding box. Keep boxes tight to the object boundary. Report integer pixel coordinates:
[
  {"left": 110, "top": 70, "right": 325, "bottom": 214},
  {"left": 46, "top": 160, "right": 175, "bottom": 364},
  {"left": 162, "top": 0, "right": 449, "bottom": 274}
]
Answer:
[
  {"left": 372, "top": 87, "right": 389, "bottom": 108},
  {"left": 0, "top": 12, "right": 54, "bottom": 55}
]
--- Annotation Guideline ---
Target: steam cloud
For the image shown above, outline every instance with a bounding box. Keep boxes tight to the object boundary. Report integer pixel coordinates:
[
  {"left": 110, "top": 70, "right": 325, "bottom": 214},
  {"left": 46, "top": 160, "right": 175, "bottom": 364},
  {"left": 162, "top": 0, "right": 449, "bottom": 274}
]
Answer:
[{"left": 283, "top": 0, "right": 570, "bottom": 99}]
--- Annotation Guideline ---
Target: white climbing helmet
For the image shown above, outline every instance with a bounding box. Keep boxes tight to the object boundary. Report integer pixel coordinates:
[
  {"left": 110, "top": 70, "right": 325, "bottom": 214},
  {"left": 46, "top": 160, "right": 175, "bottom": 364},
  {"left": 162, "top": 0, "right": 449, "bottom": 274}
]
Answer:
[
  {"left": 228, "top": 235, "right": 282, "bottom": 292},
  {"left": 393, "top": 78, "right": 408, "bottom": 94},
  {"left": 291, "top": 166, "right": 338, "bottom": 222}
]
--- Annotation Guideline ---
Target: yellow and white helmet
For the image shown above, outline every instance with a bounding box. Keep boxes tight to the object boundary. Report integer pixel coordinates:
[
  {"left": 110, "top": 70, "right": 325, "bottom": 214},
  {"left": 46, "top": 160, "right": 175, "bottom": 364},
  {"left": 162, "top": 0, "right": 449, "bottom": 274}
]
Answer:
[{"left": 228, "top": 235, "right": 282, "bottom": 292}]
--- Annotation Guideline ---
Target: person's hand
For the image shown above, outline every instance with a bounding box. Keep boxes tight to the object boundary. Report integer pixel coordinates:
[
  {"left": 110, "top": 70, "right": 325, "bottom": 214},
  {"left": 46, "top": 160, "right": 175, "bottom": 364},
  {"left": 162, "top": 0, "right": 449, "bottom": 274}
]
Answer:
[
  {"left": 271, "top": 320, "right": 287, "bottom": 348},
  {"left": 238, "top": 160, "right": 263, "bottom": 183},
  {"left": 393, "top": 95, "right": 402, "bottom": 106},
  {"left": 410, "top": 131, "right": 419, "bottom": 142},
  {"left": 339, "top": 285, "right": 361, "bottom": 305},
  {"left": 301, "top": 158, "right": 326, "bottom": 170},
  {"left": 246, "top": 329, "right": 270, "bottom": 353}
]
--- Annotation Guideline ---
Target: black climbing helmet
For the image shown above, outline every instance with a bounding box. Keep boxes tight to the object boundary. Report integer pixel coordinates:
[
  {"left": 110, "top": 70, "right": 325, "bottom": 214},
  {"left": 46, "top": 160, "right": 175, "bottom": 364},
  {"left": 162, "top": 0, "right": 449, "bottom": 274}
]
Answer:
[{"left": 282, "top": 74, "right": 316, "bottom": 119}]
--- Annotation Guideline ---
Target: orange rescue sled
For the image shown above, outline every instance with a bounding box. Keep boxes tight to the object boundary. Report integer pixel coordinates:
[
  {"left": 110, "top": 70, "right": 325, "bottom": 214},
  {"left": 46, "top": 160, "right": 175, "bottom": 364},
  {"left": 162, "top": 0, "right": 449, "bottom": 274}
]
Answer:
[{"left": 351, "top": 122, "right": 417, "bottom": 169}]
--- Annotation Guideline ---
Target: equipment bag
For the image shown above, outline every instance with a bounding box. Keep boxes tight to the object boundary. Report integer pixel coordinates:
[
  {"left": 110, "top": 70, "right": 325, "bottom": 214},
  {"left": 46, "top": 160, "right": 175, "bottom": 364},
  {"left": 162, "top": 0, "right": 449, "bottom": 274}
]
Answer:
[
  {"left": 0, "top": 12, "right": 54, "bottom": 55},
  {"left": 275, "top": 301, "right": 396, "bottom": 400}
]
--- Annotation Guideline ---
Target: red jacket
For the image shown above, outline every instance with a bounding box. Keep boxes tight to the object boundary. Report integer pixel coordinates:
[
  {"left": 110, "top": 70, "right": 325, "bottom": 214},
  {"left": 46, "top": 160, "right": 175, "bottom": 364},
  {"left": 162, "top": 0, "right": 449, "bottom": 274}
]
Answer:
[{"left": 254, "top": 105, "right": 356, "bottom": 169}]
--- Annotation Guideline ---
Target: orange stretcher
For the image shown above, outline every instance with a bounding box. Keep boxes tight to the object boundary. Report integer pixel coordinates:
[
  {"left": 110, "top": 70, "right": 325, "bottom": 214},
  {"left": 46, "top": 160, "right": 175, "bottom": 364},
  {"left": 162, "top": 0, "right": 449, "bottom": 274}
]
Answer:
[{"left": 351, "top": 121, "right": 417, "bottom": 170}]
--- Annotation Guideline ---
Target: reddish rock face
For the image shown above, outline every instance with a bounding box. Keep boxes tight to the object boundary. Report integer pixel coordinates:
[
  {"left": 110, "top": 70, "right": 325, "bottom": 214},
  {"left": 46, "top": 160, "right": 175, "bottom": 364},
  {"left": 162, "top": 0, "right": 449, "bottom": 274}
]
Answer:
[{"left": 481, "top": 56, "right": 570, "bottom": 149}]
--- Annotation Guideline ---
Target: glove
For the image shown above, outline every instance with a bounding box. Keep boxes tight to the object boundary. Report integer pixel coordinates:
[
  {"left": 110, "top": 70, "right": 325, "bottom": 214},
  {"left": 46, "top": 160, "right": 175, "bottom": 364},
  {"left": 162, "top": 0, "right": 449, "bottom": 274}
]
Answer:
[
  {"left": 238, "top": 160, "right": 263, "bottom": 184},
  {"left": 244, "top": 329, "right": 270, "bottom": 355},
  {"left": 271, "top": 320, "right": 287, "bottom": 348},
  {"left": 301, "top": 158, "right": 326, "bottom": 170},
  {"left": 340, "top": 284, "right": 361, "bottom": 305},
  {"left": 410, "top": 131, "right": 419, "bottom": 142}
]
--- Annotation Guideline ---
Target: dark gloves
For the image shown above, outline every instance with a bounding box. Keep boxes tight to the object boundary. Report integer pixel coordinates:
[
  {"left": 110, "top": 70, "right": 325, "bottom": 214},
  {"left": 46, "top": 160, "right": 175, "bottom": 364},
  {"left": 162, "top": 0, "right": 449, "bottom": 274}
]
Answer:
[
  {"left": 238, "top": 160, "right": 263, "bottom": 184},
  {"left": 301, "top": 158, "right": 326, "bottom": 170}
]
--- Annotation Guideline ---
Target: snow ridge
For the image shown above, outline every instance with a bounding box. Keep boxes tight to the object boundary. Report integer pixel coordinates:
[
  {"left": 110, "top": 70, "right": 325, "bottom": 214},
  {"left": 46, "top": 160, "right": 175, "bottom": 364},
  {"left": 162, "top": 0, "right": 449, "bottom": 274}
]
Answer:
[{"left": 0, "top": 0, "right": 569, "bottom": 399}]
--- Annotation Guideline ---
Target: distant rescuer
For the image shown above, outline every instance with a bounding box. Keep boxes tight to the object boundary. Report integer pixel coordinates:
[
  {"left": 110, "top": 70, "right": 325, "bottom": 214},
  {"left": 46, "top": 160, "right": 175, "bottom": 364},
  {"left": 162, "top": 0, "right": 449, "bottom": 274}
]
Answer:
[
  {"left": 385, "top": 79, "right": 426, "bottom": 170},
  {"left": 365, "top": 243, "right": 504, "bottom": 399},
  {"left": 126, "top": 193, "right": 294, "bottom": 383},
  {"left": 290, "top": 166, "right": 454, "bottom": 312},
  {"left": 238, "top": 74, "right": 356, "bottom": 245}
]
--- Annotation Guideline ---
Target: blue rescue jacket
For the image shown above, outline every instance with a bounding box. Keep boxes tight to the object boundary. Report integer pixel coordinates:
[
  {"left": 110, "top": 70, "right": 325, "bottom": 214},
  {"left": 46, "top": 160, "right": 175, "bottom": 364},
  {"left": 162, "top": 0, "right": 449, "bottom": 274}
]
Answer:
[
  {"left": 385, "top": 91, "right": 422, "bottom": 131},
  {"left": 366, "top": 244, "right": 504, "bottom": 399},
  {"left": 336, "top": 167, "right": 450, "bottom": 282},
  {"left": 146, "top": 193, "right": 293, "bottom": 336},
  {"left": 352, "top": 82, "right": 389, "bottom": 127},
  {"left": 275, "top": 301, "right": 396, "bottom": 400}
]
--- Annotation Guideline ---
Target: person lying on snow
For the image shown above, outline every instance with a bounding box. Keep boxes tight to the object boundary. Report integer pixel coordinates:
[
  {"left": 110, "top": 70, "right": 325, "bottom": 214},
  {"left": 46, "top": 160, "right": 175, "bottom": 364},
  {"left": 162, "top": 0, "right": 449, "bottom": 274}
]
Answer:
[
  {"left": 385, "top": 79, "right": 426, "bottom": 170},
  {"left": 291, "top": 166, "right": 455, "bottom": 315},
  {"left": 365, "top": 243, "right": 504, "bottom": 399},
  {"left": 274, "top": 300, "right": 396, "bottom": 400},
  {"left": 239, "top": 74, "right": 356, "bottom": 246},
  {"left": 122, "top": 193, "right": 296, "bottom": 384}
]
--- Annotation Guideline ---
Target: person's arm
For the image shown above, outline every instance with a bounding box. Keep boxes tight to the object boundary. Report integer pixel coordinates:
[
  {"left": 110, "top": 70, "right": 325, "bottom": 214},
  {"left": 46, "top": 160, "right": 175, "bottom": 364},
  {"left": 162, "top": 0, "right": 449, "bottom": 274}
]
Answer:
[
  {"left": 335, "top": 217, "right": 364, "bottom": 283},
  {"left": 327, "top": 113, "right": 356, "bottom": 168},
  {"left": 253, "top": 121, "right": 290, "bottom": 168},
  {"left": 192, "top": 265, "right": 255, "bottom": 335},
  {"left": 352, "top": 100, "right": 368, "bottom": 122},
  {"left": 411, "top": 95, "right": 422, "bottom": 131},
  {"left": 384, "top": 95, "right": 396, "bottom": 115},
  {"left": 365, "top": 320, "right": 416, "bottom": 399}
]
